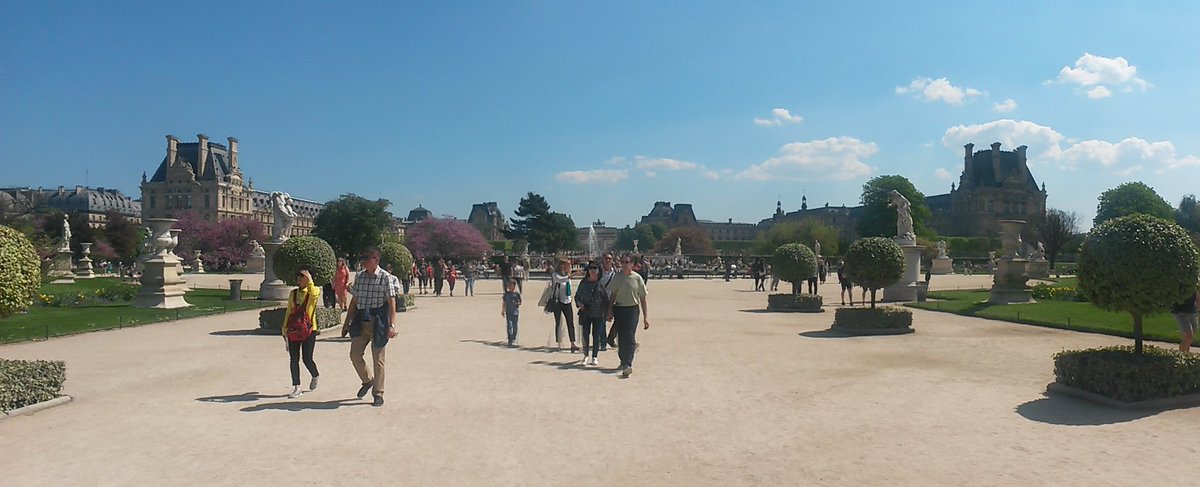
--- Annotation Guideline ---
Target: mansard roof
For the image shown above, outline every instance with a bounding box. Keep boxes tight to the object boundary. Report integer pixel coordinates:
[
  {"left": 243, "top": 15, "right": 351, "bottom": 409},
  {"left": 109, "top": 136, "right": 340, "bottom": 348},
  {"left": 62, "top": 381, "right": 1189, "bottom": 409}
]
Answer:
[
  {"left": 149, "top": 141, "right": 234, "bottom": 183},
  {"left": 965, "top": 149, "right": 1040, "bottom": 192}
]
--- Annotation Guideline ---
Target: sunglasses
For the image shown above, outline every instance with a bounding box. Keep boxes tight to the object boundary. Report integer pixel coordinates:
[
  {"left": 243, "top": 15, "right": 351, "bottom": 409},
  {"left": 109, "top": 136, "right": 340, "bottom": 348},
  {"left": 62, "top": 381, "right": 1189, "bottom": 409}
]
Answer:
[{"left": 621, "top": 260, "right": 632, "bottom": 264}]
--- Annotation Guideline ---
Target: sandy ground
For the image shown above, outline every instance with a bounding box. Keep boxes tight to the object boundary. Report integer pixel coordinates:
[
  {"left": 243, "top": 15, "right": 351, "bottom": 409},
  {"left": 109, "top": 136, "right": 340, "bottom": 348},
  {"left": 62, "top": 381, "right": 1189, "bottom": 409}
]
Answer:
[{"left": 1, "top": 275, "right": 1197, "bottom": 486}]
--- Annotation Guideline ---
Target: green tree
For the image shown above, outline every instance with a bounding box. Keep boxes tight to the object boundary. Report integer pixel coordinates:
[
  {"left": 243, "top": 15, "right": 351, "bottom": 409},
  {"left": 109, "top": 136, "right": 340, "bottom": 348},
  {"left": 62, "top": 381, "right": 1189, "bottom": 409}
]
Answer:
[
  {"left": 506, "top": 192, "right": 550, "bottom": 244},
  {"left": 273, "top": 236, "right": 337, "bottom": 287},
  {"left": 842, "top": 237, "right": 905, "bottom": 308},
  {"left": 1175, "top": 194, "right": 1200, "bottom": 234},
  {"left": 653, "top": 227, "right": 716, "bottom": 255},
  {"left": 754, "top": 219, "right": 839, "bottom": 255},
  {"left": 542, "top": 212, "right": 580, "bottom": 253},
  {"left": 1078, "top": 214, "right": 1200, "bottom": 354},
  {"left": 856, "top": 175, "right": 931, "bottom": 239},
  {"left": 0, "top": 225, "right": 41, "bottom": 318},
  {"left": 1093, "top": 181, "right": 1173, "bottom": 227},
  {"left": 771, "top": 243, "right": 817, "bottom": 295},
  {"left": 379, "top": 241, "right": 414, "bottom": 279},
  {"left": 616, "top": 223, "right": 668, "bottom": 252},
  {"left": 103, "top": 211, "right": 144, "bottom": 264},
  {"left": 312, "top": 194, "right": 393, "bottom": 259},
  {"left": 506, "top": 193, "right": 578, "bottom": 252}
]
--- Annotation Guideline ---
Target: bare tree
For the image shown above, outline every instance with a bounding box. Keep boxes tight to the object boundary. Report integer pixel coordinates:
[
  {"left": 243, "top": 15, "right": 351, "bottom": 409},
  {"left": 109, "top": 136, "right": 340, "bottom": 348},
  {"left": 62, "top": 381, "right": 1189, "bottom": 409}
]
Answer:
[{"left": 1040, "top": 208, "right": 1079, "bottom": 267}]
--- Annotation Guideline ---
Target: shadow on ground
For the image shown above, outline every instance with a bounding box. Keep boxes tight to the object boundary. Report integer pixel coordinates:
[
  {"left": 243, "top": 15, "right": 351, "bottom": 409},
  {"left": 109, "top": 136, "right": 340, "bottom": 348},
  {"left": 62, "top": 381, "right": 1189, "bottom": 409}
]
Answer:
[
  {"left": 460, "top": 338, "right": 591, "bottom": 354},
  {"left": 529, "top": 359, "right": 620, "bottom": 375},
  {"left": 1015, "top": 393, "right": 1161, "bottom": 426},
  {"left": 240, "top": 398, "right": 368, "bottom": 412},
  {"left": 196, "top": 391, "right": 288, "bottom": 403},
  {"left": 209, "top": 329, "right": 268, "bottom": 336},
  {"left": 799, "top": 328, "right": 853, "bottom": 339}
]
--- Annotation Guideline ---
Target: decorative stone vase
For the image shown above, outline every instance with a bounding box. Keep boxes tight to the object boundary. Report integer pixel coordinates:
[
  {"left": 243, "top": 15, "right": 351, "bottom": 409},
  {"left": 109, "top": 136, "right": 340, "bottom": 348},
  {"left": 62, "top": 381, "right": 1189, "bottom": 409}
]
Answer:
[
  {"left": 76, "top": 242, "right": 95, "bottom": 279},
  {"left": 192, "top": 250, "right": 205, "bottom": 273},
  {"left": 989, "top": 219, "right": 1034, "bottom": 304},
  {"left": 132, "top": 218, "right": 191, "bottom": 309}
]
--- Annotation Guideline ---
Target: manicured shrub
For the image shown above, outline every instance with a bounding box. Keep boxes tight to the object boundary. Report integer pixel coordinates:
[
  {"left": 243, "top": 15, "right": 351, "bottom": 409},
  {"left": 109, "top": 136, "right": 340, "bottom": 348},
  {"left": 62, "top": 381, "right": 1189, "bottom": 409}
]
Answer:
[
  {"left": 843, "top": 237, "right": 905, "bottom": 308},
  {"left": 766, "top": 293, "right": 822, "bottom": 312},
  {"left": 0, "top": 359, "right": 66, "bottom": 412},
  {"left": 258, "top": 307, "right": 344, "bottom": 332},
  {"left": 833, "top": 307, "right": 913, "bottom": 330},
  {"left": 1054, "top": 346, "right": 1200, "bottom": 402},
  {"left": 772, "top": 243, "right": 817, "bottom": 295},
  {"left": 1030, "top": 283, "right": 1084, "bottom": 302},
  {"left": 399, "top": 293, "right": 416, "bottom": 309},
  {"left": 379, "top": 241, "right": 414, "bottom": 279},
  {"left": 273, "top": 236, "right": 336, "bottom": 287},
  {"left": 0, "top": 225, "right": 42, "bottom": 318},
  {"left": 1078, "top": 214, "right": 1200, "bottom": 354}
]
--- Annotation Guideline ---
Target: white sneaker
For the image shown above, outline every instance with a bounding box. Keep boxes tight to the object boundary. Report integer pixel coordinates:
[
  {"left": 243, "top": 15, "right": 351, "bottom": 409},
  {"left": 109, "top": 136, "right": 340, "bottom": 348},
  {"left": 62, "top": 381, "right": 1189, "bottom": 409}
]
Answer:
[
  {"left": 288, "top": 386, "right": 303, "bottom": 399},
  {"left": 590, "top": 357, "right": 598, "bottom": 366},
  {"left": 309, "top": 376, "right": 319, "bottom": 391},
  {"left": 581, "top": 356, "right": 589, "bottom": 366}
]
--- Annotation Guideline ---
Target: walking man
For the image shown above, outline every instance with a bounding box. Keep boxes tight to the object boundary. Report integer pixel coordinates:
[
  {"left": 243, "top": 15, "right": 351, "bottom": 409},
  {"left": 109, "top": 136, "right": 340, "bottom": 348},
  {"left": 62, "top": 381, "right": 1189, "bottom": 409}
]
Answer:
[{"left": 340, "top": 248, "right": 397, "bottom": 407}]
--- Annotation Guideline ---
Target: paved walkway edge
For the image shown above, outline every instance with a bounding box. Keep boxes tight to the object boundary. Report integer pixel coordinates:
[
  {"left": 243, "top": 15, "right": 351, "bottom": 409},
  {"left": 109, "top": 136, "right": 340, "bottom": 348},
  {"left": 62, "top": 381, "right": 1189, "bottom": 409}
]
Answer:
[
  {"left": 1048, "top": 383, "right": 1200, "bottom": 411},
  {"left": 0, "top": 395, "right": 73, "bottom": 422}
]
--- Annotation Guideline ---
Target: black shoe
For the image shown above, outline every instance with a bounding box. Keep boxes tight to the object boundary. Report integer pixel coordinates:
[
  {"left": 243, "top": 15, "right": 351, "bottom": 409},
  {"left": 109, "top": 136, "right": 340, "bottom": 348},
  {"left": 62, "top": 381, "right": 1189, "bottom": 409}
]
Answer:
[
  {"left": 357, "top": 382, "right": 373, "bottom": 399},
  {"left": 606, "top": 337, "right": 617, "bottom": 348},
  {"left": 372, "top": 395, "right": 384, "bottom": 407}
]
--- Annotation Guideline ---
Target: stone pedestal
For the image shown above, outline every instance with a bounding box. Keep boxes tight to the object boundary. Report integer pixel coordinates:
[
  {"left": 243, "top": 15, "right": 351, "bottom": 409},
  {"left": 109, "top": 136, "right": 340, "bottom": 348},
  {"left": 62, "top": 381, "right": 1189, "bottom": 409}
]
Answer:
[
  {"left": 882, "top": 241, "right": 924, "bottom": 302},
  {"left": 133, "top": 218, "right": 191, "bottom": 309},
  {"left": 258, "top": 241, "right": 290, "bottom": 301},
  {"left": 1026, "top": 259, "right": 1050, "bottom": 279},
  {"left": 192, "top": 250, "right": 205, "bottom": 273},
  {"left": 169, "top": 229, "right": 187, "bottom": 290},
  {"left": 246, "top": 254, "right": 265, "bottom": 273},
  {"left": 988, "top": 220, "right": 1035, "bottom": 304},
  {"left": 76, "top": 242, "right": 95, "bottom": 279},
  {"left": 930, "top": 257, "right": 954, "bottom": 275},
  {"left": 49, "top": 249, "right": 76, "bottom": 284}
]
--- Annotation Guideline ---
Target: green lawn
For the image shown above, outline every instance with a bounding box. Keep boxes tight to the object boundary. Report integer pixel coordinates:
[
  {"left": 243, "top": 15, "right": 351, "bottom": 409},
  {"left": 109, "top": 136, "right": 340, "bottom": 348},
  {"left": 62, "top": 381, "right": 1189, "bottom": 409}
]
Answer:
[
  {"left": 908, "top": 289, "right": 1184, "bottom": 344},
  {"left": 1, "top": 280, "right": 276, "bottom": 344}
]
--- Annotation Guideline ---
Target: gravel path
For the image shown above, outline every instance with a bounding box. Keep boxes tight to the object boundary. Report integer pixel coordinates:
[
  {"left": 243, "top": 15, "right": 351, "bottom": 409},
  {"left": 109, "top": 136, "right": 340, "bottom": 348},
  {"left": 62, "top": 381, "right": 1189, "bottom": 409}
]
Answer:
[{"left": 1, "top": 276, "right": 1196, "bottom": 486}]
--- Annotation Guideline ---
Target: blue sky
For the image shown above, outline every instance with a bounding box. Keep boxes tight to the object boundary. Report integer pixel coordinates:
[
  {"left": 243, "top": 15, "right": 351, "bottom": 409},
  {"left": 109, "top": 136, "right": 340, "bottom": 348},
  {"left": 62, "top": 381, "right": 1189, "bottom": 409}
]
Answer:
[{"left": 3, "top": 1, "right": 1198, "bottom": 231}]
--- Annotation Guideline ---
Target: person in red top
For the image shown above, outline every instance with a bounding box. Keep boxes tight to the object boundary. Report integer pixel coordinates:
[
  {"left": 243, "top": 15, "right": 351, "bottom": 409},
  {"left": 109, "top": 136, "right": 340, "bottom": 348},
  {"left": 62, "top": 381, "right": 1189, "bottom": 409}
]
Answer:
[
  {"left": 333, "top": 258, "right": 351, "bottom": 311},
  {"left": 447, "top": 260, "right": 458, "bottom": 296}
]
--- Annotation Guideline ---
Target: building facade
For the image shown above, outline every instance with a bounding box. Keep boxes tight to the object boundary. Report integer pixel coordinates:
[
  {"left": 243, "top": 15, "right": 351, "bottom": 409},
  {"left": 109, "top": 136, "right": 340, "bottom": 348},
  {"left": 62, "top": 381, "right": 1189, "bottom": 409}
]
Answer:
[
  {"left": 1, "top": 186, "right": 142, "bottom": 228},
  {"left": 140, "top": 134, "right": 321, "bottom": 237},
  {"left": 467, "top": 202, "right": 508, "bottom": 241},
  {"left": 926, "top": 142, "right": 1048, "bottom": 237}
]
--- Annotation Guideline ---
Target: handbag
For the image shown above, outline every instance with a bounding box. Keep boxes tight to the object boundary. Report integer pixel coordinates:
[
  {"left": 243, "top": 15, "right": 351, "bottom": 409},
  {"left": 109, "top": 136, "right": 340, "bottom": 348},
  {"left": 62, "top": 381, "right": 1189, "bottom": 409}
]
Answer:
[
  {"left": 285, "top": 290, "right": 314, "bottom": 342},
  {"left": 537, "top": 280, "right": 555, "bottom": 308}
]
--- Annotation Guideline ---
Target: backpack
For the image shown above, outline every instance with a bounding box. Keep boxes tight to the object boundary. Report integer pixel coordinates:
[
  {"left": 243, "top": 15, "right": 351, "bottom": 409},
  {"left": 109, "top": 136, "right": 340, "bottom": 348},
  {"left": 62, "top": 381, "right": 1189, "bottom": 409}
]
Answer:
[{"left": 285, "top": 290, "right": 314, "bottom": 342}]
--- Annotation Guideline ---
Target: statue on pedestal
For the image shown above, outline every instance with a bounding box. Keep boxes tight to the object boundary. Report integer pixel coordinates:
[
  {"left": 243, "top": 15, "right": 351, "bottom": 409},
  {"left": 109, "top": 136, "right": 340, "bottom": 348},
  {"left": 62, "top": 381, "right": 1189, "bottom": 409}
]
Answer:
[
  {"left": 60, "top": 214, "right": 72, "bottom": 251},
  {"left": 1031, "top": 241, "right": 1046, "bottom": 261},
  {"left": 270, "top": 192, "right": 297, "bottom": 241},
  {"left": 674, "top": 237, "right": 682, "bottom": 256},
  {"left": 889, "top": 190, "right": 914, "bottom": 243},
  {"left": 936, "top": 240, "right": 948, "bottom": 259},
  {"left": 813, "top": 239, "right": 821, "bottom": 256}
]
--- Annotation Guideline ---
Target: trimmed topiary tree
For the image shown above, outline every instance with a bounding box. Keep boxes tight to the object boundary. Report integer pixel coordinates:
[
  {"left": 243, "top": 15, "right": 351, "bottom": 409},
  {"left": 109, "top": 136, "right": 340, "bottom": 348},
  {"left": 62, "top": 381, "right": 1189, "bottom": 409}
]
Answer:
[
  {"left": 379, "top": 241, "right": 414, "bottom": 279},
  {"left": 1078, "top": 214, "right": 1200, "bottom": 355},
  {"left": 772, "top": 243, "right": 817, "bottom": 295},
  {"left": 842, "top": 237, "right": 905, "bottom": 308},
  {"left": 273, "top": 236, "right": 336, "bottom": 287},
  {"left": 0, "top": 225, "right": 42, "bottom": 319}
]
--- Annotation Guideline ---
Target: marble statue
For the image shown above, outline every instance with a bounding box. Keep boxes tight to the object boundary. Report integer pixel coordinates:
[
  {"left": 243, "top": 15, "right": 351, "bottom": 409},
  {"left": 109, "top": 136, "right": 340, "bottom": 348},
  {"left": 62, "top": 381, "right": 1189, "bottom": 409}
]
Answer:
[
  {"left": 675, "top": 237, "right": 682, "bottom": 255},
  {"left": 1031, "top": 241, "right": 1046, "bottom": 260},
  {"left": 249, "top": 240, "right": 265, "bottom": 258},
  {"left": 813, "top": 240, "right": 821, "bottom": 256},
  {"left": 889, "top": 190, "right": 914, "bottom": 243},
  {"left": 60, "top": 214, "right": 72, "bottom": 251},
  {"left": 270, "top": 192, "right": 297, "bottom": 241},
  {"left": 936, "top": 240, "right": 948, "bottom": 259},
  {"left": 633, "top": 239, "right": 640, "bottom": 254}
]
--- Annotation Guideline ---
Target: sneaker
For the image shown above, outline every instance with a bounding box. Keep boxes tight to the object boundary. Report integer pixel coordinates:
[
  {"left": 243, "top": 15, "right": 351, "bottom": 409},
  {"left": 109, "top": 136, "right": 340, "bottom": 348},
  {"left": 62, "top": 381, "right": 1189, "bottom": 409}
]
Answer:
[
  {"left": 309, "top": 376, "right": 319, "bottom": 391},
  {"left": 581, "top": 355, "right": 589, "bottom": 366},
  {"left": 372, "top": 395, "right": 384, "bottom": 407},
  {"left": 357, "top": 382, "right": 373, "bottom": 399},
  {"left": 288, "top": 386, "right": 303, "bottom": 399},
  {"left": 507, "top": 340, "right": 514, "bottom": 348},
  {"left": 621, "top": 367, "right": 632, "bottom": 378},
  {"left": 590, "top": 356, "right": 598, "bottom": 366}
]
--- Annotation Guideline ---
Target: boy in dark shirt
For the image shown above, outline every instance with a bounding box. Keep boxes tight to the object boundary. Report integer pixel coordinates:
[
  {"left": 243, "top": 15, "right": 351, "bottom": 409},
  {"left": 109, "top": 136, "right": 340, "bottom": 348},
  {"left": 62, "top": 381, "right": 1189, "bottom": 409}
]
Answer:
[{"left": 500, "top": 280, "right": 522, "bottom": 347}]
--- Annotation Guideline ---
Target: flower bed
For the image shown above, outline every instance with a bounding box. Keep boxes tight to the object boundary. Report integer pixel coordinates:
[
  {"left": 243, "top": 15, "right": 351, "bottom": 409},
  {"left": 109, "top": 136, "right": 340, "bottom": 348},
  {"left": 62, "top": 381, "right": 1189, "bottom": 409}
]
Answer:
[{"left": 0, "top": 359, "right": 66, "bottom": 412}]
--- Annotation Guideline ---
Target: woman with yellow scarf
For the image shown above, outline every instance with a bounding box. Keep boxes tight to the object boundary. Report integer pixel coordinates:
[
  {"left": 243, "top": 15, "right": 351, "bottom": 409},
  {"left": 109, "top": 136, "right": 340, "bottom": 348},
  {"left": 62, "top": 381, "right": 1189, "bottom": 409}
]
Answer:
[{"left": 283, "top": 268, "right": 321, "bottom": 399}]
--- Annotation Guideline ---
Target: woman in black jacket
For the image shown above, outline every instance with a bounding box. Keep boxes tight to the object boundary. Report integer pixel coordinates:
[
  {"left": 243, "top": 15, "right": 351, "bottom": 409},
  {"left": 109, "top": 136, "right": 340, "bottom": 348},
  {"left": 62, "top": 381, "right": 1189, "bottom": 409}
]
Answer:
[{"left": 575, "top": 261, "right": 610, "bottom": 366}]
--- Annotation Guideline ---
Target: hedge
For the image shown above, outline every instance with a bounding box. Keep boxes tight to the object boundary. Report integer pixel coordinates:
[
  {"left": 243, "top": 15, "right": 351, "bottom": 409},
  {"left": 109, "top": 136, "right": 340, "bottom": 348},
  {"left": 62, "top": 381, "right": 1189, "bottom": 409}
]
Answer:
[
  {"left": 380, "top": 242, "right": 414, "bottom": 279},
  {"left": 258, "top": 307, "right": 344, "bottom": 333},
  {"left": 1054, "top": 345, "right": 1200, "bottom": 402},
  {"left": 274, "top": 236, "right": 337, "bottom": 287},
  {"left": 766, "top": 293, "right": 822, "bottom": 312},
  {"left": 0, "top": 359, "right": 66, "bottom": 412},
  {"left": 0, "top": 225, "right": 42, "bottom": 318},
  {"left": 833, "top": 307, "right": 913, "bottom": 330}
]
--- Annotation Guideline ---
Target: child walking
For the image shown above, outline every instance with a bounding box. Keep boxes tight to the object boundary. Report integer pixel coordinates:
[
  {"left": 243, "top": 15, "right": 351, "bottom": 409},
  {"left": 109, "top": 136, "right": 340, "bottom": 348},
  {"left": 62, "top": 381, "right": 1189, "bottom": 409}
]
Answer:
[{"left": 501, "top": 279, "right": 522, "bottom": 347}]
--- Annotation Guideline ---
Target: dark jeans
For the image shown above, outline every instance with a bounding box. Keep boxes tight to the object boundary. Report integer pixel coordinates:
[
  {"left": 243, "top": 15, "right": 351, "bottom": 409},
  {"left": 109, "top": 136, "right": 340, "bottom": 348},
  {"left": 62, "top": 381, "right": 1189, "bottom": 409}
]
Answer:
[
  {"left": 580, "top": 315, "right": 605, "bottom": 357},
  {"left": 807, "top": 277, "right": 818, "bottom": 294},
  {"left": 515, "top": 278, "right": 524, "bottom": 293},
  {"left": 434, "top": 278, "right": 444, "bottom": 295},
  {"left": 322, "top": 283, "right": 337, "bottom": 308},
  {"left": 506, "top": 313, "right": 519, "bottom": 343},
  {"left": 288, "top": 334, "right": 319, "bottom": 386},
  {"left": 613, "top": 305, "right": 640, "bottom": 368},
  {"left": 552, "top": 301, "right": 576, "bottom": 343}
]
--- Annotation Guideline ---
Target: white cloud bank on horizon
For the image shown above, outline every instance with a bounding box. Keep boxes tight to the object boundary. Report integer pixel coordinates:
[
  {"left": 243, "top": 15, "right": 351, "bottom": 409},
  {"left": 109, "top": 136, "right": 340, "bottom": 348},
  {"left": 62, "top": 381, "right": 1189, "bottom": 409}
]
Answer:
[
  {"left": 555, "top": 169, "right": 629, "bottom": 184},
  {"left": 634, "top": 156, "right": 699, "bottom": 171},
  {"left": 1055, "top": 53, "right": 1150, "bottom": 99},
  {"left": 941, "top": 119, "right": 1199, "bottom": 175},
  {"left": 895, "top": 77, "right": 983, "bottom": 105},
  {"left": 736, "top": 136, "right": 877, "bottom": 181},
  {"left": 753, "top": 108, "right": 804, "bottom": 126}
]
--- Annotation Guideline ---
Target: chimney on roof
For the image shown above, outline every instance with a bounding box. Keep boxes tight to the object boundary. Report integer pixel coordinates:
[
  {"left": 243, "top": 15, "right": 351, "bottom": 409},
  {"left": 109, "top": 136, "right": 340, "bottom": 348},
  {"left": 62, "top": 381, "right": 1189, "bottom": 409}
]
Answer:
[
  {"left": 991, "top": 142, "right": 1002, "bottom": 182},
  {"left": 166, "top": 135, "right": 178, "bottom": 167},
  {"left": 75, "top": 185, "right": 84, "bottom": 195},
  {"left": 963, "top": 143, "right": 974, "bottom": 186},
  {"left": 196, "top": 134, "right": 209, "bottom": 178},
  {"left": 228, "top": 137, "right": 239, "bottom": 171},
  {"left": 1016, "top": 145, "right": 1028, "bottom": 180}
]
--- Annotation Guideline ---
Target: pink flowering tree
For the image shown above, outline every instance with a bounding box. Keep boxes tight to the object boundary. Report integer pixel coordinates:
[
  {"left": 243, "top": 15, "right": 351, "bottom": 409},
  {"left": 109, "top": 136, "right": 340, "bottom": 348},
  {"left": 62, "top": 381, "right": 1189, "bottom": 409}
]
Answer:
[
  {"left": 406, "top": 218, "right": 491, "bottom": 261},
  {"left": 174, "top": 212, "right": 268, "bottom": 271}
]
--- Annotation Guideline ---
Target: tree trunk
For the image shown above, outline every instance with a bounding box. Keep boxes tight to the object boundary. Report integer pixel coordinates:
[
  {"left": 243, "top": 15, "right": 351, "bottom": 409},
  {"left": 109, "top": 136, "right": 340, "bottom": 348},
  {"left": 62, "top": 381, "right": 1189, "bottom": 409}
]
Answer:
[
  {"left": 870, "top": 289, "right": 877, "bottom": 309},
  {"left": 792, "top": 281, "right": 800, "bottom": 295},
  {"left": 1132, "top": 313, "right": 1143, "bottom": 355}
]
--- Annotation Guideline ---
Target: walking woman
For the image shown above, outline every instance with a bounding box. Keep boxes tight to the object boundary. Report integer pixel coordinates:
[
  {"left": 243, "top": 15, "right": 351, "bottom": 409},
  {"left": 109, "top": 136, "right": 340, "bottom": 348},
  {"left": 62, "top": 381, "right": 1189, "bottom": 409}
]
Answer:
[
  {"left": 447, "top": 260, "right": 458, "bottom": 296},
  {"left": 549, "top": 259, "right": 581, "bottom": 352},
  {"left": 608, "top": 253, "right": 649, "bottom": 378},
  {"left": 434, "top": 258, "right": 446, "bottom": 297},
  {"left": 282, "top": 268, "right": 320, "bottom": 398},
  {"left": 334, "top": 258, "right": 351, "bottom": 310},
  {"left": 575, "top": 261, "right": 610, "bottom": 366}
]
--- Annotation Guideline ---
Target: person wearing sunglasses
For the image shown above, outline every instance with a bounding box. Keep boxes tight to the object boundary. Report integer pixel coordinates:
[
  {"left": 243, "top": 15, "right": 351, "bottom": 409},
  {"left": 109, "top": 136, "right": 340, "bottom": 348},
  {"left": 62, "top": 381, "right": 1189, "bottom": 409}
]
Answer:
[
  {"left": 607, "top": 253, "right": 650, "bottom": 378},
  {"left": 282, "top": 268, "right": 321, "bottom": 399},
  {"left": 549, "top": 259, "right": 581, "bottom": 352},
  {"left": 574, "top": 261, "right": 610, "bottom": 366}
]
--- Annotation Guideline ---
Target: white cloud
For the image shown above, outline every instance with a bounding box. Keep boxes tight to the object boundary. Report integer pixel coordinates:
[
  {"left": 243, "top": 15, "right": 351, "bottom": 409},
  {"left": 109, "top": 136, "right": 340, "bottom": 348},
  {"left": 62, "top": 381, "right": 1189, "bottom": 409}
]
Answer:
[
  {"left": 993, "top": 98, "right": 1017, "bottom": 113},
  {"left": 1086, "top": 86, "right": 1112, "bottom": 99},
  {"left": 934, "top": 168, "right": 954, "bottom": 181},
  {"left": 735, "top": 136, "right": 877, "bottom": 181},
  {"left": 895, "top": 77, "right": 984, "bottom": 105},
  {"left": 1055, "top": 53, "right": 1150, "bottom": 99},
  {"left": 555, "top": 169, "right": 628, "bottom": 184},
  {"left": 941, "top": 119, "right": 1200, "bottom": 175},
  {"left": 603, "top": 156, "right": 627, "bottom": 166},
  {"left": 753, "top": 108, "right": 804, "bottom": 126},
  {"left": 634, "top": 156, "right": 699, "bottom": 171},
  {"left": 701, "top": 170, "right": 720, "bottom": 180}
]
